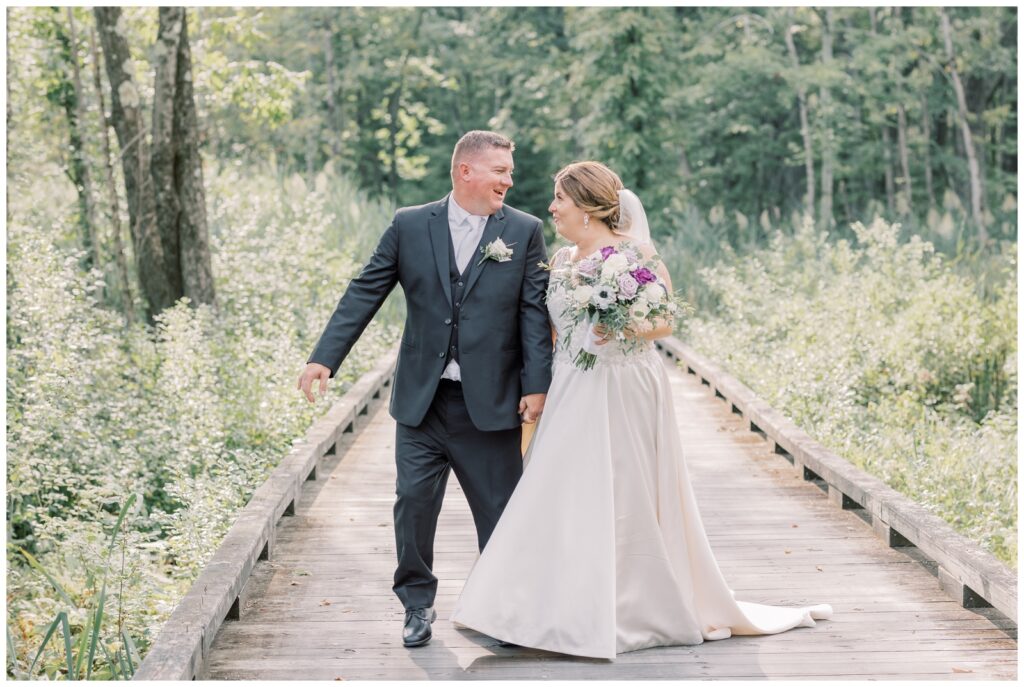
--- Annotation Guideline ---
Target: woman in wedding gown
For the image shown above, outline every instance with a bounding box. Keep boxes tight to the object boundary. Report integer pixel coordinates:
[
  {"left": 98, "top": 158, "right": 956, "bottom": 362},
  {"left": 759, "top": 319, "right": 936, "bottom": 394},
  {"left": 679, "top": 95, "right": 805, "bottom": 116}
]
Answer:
[{"left": 449, "top": 161, "right": 832, "bottom": 660}]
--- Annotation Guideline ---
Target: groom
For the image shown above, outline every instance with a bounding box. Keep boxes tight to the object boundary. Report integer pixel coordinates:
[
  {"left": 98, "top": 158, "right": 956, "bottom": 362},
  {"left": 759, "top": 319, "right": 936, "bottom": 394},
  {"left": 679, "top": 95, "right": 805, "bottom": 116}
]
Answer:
[{"left": 298, "top": 131, "right": 552, "bottom": 648}]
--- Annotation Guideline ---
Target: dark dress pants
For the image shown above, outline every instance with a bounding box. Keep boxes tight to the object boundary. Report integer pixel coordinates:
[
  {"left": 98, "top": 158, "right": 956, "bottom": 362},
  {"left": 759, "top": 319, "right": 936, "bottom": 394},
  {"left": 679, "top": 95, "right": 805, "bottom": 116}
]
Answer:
[{"left": 392, "top": 379, "right": 522, "bottom": 611}]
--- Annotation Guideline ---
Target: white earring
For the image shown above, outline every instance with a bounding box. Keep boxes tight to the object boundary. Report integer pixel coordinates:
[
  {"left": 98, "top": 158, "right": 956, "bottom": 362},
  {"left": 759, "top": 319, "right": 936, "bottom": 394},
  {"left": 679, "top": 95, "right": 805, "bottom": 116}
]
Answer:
[{"left": 583, "top": 214, "right": 590, "bottom": 230}]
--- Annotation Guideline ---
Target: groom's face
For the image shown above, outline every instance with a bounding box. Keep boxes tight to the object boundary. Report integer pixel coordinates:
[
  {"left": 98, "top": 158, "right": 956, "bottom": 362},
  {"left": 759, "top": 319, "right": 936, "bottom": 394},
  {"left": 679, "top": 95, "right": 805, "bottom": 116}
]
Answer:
[{"left": 458, "top": 147, "right": 514, "bottom": 215}]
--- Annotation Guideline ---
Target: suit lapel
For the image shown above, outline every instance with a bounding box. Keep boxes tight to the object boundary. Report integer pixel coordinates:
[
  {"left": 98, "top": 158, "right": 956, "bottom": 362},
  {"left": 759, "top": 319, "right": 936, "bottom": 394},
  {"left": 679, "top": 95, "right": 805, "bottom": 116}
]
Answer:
[
  {"left": 462, "top": 207, "right": 507, "bottom": 301},
  {"left": 428, "top": 197, "right": 453, "bottom": 304}
]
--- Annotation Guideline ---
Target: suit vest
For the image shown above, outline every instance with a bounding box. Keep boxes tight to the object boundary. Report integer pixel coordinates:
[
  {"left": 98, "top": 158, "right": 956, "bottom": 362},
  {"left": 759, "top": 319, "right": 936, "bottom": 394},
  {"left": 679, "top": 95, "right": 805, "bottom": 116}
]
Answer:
[{"left": 444, "top": 231, "right": 476, "bottom": 368}]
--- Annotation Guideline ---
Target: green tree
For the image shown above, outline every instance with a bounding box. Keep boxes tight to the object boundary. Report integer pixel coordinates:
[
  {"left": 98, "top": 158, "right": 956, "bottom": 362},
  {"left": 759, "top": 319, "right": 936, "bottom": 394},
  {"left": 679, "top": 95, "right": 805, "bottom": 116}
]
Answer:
[{"left": 567, "top": 7, "right": 683, "bottom": 218}]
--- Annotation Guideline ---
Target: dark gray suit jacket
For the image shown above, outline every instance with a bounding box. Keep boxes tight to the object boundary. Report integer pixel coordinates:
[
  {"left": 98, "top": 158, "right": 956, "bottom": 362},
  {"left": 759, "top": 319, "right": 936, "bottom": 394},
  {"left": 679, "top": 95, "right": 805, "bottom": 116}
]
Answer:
[{"left": 308, "top": 195, "right": 553, "bottom": 431}]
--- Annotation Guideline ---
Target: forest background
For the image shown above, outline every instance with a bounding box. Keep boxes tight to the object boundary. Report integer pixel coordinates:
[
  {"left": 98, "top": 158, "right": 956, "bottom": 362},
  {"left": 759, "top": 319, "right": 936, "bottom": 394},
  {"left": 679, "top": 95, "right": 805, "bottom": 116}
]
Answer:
[{"left": 5, "top": 5, "right": 1017, "bottom": 679}]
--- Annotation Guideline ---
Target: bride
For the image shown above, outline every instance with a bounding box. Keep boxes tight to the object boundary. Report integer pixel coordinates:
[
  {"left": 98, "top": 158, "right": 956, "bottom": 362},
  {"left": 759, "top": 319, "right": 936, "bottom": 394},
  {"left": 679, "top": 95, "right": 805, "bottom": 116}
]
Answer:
[{"left": 449, "top": 161, "right": 833, "bottom": 660}]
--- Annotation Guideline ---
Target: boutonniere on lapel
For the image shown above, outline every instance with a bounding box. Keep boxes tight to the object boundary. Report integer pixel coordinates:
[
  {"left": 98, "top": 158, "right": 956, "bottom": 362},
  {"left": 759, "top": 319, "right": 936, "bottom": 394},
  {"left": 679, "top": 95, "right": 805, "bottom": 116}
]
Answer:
[{"left": 477, "top": 238, "right": 515, "bottom": 266}]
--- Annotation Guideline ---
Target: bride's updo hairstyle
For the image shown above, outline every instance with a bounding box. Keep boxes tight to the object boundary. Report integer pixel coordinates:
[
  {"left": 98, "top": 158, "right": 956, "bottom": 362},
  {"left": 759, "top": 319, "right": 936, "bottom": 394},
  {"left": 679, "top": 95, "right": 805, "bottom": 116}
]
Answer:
[{"left": 554, "top": 161, "right": 624, "bottom": 231}]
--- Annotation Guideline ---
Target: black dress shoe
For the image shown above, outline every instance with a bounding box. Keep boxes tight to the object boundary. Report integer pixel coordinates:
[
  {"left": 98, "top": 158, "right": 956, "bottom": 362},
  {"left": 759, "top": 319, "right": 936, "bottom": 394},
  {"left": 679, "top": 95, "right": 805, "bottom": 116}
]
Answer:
[{"left": 403, "top": 607, "right": 437, "bottom": 647}]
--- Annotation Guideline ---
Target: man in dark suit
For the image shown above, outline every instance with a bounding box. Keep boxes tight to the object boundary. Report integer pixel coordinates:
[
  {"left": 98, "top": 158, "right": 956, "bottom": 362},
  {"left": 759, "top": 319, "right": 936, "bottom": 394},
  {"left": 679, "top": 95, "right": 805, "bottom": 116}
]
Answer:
[{"left": 297, "top": 131, "right": 552, "bottom": 648}]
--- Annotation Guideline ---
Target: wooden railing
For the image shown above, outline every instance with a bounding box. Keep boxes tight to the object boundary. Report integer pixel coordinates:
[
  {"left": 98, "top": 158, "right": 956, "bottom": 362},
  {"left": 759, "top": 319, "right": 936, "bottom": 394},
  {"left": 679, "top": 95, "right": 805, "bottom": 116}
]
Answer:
[
  {"left": 133, "top": 346, "right": 400, "bottom": 680},
  {"left": 655, "top": 335, "right": 1017, "bottom": 625}
]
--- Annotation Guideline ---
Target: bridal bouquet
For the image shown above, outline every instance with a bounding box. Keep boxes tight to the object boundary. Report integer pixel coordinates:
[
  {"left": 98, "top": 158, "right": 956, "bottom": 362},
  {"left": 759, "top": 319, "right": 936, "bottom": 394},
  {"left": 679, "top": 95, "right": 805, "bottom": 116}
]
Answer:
[{"left": 556, "top": 243, "right": 688, "bottom": 371}]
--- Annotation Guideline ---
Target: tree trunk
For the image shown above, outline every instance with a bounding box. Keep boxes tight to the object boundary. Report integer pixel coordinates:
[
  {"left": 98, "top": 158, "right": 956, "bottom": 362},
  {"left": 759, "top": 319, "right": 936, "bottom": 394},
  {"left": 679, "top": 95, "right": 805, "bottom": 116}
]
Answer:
[
  {"left": 921, "top": 93, "right": 936, "bottom": 210},
  {"left": 53, "top": 9, "right": 98, "bottom": 271},
  {"left": 94, "top": 6, "right": 176, "bottom": 319},
  {"left": 354, "top": 88, "right": 378, "bottom": 189},
  {"left": 868, "top": 9, "right": 895, "bottom": 217},
  {"left": 939, "top": 8, "right": 986, "bottom": 241},
  {"left": 151, "top": 7, "right": 184, "bottom": 300},
  {"left": 627, "top": 24, "right": 646, "bottom": 191},
  {"left": 886, "top": 11, "right": 913, "bottom": 217},
  {"left": 678, "top": 143, "right": 693, "bottom": 179},
  {"left": 818, "top": 8, "right": 835, "bottom": 227},
  {"left": 89, "top": 23, "right": 135, "bottom": 323},
  {"left": 784, "top": 17, "right": 814, "bottom": 216},
  {"left": 882, "top": 124, "right": 895, "bottom": 215},
  {"left": 386, "top": 86, "right": 401, "bottom": 199},
  {"left": 839, "top": 178, "right": 853, "bottom": 221},
  {"left": 5, "top": 22, "right": 11, "bottom": 132},
  {"left": 385, "top": 53, "right": 413, "bottom": 200},
  {"left": 149, "top": 8, "right": 215, "bottom": 309},
  {"left": 305, "top": 73, "right": 317, "bottom": 185},
  {"left": 896, "top": 103, "right": 912, "bottom": 216},
  {"left": 170, "top": 9, "right": 216, "bottom": 306},
  {"left": 65, "top": 9, "right": 101, "bottom": 270},
  {"left": 324, "top": 25, "right": 341, "bottom": 158},
  {"left": 450, "top": 81, "right": 465, "bottom": 137}
]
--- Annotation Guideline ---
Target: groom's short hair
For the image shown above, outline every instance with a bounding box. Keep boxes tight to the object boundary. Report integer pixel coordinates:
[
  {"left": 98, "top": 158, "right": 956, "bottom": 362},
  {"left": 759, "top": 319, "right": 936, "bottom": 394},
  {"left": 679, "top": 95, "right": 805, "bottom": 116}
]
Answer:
[{"left": 451, "top": 130, "right": 515, "bottom": 178}]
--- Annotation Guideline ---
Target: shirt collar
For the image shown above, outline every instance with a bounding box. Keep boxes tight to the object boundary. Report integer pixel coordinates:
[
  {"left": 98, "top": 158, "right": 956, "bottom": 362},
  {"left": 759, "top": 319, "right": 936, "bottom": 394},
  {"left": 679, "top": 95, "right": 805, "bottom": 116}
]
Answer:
[{"left": 448, "top": 193, "right": 486, "bottom": 228}]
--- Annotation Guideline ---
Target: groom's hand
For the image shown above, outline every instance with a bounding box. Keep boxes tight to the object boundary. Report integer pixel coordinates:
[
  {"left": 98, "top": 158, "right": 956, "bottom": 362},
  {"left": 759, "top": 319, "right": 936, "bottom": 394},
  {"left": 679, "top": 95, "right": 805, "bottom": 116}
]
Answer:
[
  {"left": 298, "top": 363, "right": 332, "bottom": 403},
  {"left": 519, "top": 393, "right": 546, "bottom": 424}
]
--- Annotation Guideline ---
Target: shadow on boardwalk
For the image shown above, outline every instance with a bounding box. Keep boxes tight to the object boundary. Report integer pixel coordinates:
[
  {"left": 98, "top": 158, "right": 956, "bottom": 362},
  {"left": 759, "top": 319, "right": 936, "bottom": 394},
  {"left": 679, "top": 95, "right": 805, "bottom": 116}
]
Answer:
[{"left": 205, "top": 357, "right": 1017, "bottom": 680}]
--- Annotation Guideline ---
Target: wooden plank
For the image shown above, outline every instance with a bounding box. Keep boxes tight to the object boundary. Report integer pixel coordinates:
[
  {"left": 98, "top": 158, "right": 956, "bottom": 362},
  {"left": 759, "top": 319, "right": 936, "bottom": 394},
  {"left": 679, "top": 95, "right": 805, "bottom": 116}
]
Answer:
[
  {"left": 206, "top": 633, "right": 1023, "bottom": 662},
  {"left": 210, "top": 615, "right": 1016, "bottom": 635},
  {"left": 242, "top": 595, "right": 994, "bottom": 614}
]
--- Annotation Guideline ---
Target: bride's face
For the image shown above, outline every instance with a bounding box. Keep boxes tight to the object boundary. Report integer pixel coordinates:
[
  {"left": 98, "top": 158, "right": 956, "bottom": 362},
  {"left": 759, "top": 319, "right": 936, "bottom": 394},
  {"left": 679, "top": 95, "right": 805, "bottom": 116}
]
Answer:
[{"left": 548, "top": 182, "right": 586, "bottom": 243}]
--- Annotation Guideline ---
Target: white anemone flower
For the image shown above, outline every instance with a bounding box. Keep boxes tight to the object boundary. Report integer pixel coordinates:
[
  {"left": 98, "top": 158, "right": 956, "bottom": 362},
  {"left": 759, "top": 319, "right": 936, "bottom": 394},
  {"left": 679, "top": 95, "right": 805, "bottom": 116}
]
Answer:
[{"left": 592, "top": 284, "right": 617, "bottom": 309}]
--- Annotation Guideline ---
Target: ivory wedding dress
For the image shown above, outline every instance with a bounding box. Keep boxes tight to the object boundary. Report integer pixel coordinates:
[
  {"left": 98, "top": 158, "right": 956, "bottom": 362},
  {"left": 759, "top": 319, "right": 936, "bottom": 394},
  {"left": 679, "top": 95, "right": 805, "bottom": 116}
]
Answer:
[{"left": 449, "top": 244, "right": 833, "bottom": 660}]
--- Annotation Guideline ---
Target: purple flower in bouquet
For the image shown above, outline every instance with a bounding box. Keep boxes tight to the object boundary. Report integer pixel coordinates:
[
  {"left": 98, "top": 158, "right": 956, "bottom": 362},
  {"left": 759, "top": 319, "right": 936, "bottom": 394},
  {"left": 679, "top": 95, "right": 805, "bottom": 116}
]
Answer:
[
  {"left": 632, "top": 266, "right": 658, "bottom": 284},
  {"left": 616, "top": 273, "right": 639, "bottom": 299},
  {"left": 620, "top": 245, "right": 640, "bottom": 263},
  {"left": 576, "top": 257, "right": 601, "bottom": 278},
  {"left": 600, "top": 246, "right": 617, "bottom": 260}
]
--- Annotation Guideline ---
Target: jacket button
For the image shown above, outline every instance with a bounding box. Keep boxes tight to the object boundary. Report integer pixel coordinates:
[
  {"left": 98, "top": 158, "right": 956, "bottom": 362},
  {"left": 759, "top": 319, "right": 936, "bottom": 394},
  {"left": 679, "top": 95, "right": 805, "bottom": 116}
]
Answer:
[
  {"left": 457, "top": 281, "right": 464, "bottom": 287},
  {"left": 444, "top": 318, "right": 452, "bottom": 325},
  {"left": 438, "top": 352, "right": 445, "bottom": 358}
]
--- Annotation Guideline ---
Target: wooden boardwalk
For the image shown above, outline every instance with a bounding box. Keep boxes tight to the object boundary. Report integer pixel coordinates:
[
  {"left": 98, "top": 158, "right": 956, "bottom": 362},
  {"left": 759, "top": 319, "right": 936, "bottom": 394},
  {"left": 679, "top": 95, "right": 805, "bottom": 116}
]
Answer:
[{"left": 204, "top": 356, "right": 1017, "bottom": 680}]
